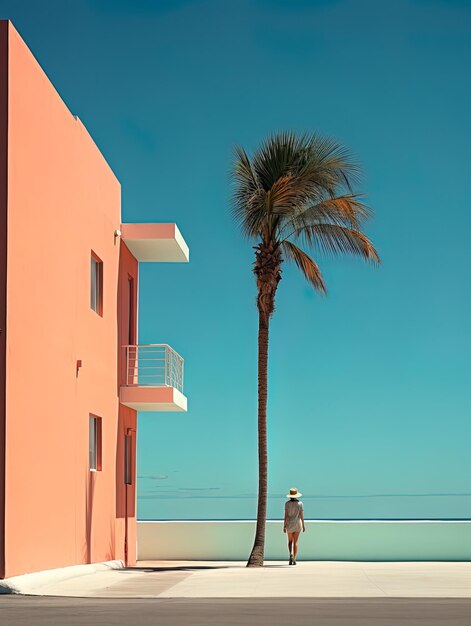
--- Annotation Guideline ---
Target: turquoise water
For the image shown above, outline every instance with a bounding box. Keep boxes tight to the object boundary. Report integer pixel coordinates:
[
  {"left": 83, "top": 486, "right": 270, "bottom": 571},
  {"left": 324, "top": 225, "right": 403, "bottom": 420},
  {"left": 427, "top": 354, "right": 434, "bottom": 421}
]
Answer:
[{"left": 137, "top": 493, "right": 471, "bottom": 521}]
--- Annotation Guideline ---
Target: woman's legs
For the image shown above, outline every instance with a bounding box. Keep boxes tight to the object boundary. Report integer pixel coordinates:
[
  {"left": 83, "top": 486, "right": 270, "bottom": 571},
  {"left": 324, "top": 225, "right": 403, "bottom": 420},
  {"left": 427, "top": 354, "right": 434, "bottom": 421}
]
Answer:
[
  {"left": 291, "top": 532, "right": 300, "bottom": 561},
  {"left": 287, "top": 532, "right": 294, "bottom": 558}
]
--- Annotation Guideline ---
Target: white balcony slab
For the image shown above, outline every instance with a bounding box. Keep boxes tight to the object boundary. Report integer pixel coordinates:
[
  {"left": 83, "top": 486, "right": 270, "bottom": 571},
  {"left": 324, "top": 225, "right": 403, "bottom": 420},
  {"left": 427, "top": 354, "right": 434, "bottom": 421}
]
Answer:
[
  {"left": 121, "top": 223, "right": 189, "bottom": 262},
  {"left": 120, "top": 385, "right": 187, "bottom": 412}
]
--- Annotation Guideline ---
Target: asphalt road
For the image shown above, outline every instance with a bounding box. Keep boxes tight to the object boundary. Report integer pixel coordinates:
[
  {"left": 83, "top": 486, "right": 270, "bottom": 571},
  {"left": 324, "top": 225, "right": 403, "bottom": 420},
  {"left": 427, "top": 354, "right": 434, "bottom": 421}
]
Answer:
[{"left": 1, "top": 597, "right": 471, "bottom": 626}]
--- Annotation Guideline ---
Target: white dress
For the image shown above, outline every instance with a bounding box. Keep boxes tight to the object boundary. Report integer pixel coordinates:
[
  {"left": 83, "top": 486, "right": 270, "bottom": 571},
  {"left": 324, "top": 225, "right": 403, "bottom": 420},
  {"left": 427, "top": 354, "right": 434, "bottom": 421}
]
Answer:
[{"left": 285, "top": 499, "right": 303, "bottom": 532}]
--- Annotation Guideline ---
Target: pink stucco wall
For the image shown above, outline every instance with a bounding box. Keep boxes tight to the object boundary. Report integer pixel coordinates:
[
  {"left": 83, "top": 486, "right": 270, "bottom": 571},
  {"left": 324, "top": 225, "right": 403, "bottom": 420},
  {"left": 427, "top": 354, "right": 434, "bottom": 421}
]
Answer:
[
  {"left": 0, "top": 21, "right": 138, "bottom": 578},
  {"left": 0, "top": 20, "right": 8, "bottom": 581}
]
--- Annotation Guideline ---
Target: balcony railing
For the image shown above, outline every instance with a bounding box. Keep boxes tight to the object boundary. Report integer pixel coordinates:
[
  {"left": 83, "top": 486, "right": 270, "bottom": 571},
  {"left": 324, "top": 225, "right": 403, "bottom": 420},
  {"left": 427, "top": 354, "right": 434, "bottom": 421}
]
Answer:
[{"left": 124, "top": 344, "right": 184, "bottom": 393}]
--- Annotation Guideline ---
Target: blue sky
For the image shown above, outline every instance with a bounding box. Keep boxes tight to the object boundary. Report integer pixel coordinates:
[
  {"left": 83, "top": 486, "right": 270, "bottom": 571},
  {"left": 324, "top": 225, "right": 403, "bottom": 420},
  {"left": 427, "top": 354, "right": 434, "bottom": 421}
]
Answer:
[{"left": 3, "top": 0, "right": 471, "bottom": 519}]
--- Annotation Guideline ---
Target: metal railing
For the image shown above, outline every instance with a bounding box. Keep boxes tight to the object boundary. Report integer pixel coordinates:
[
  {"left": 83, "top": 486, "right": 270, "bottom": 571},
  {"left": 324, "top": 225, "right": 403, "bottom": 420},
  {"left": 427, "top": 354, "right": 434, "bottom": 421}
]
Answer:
[{"left": 124, "top": 344, "right": 184, "bottom": 393}]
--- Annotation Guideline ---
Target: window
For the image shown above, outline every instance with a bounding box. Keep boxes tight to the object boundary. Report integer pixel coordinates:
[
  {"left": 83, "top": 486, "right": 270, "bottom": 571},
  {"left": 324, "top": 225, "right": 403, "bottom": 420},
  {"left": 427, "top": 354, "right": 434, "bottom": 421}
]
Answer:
[
  {"left": 90, "top": 253, "right": 103, "bottom": 315},
  {"left": 89, "top": 415, "right": 102, "bottom": 471},
  {"left": 124, "top": 435, "right": 132, "bottom": 485}
]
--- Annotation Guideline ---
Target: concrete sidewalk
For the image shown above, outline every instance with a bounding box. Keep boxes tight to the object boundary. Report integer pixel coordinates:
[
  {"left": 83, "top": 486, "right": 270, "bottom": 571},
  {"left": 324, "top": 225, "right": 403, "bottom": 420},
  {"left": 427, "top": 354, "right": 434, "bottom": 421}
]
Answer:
[{"left": 18, "top": 561, "right": 471, "bottom": 598}]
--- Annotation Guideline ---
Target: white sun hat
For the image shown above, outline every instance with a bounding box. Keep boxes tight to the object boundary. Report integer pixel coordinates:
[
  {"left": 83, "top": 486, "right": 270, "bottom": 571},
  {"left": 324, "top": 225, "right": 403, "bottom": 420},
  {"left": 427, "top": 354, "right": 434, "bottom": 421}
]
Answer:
[{"left": 286, "top": 487, "right": 302, "bottom": 498}]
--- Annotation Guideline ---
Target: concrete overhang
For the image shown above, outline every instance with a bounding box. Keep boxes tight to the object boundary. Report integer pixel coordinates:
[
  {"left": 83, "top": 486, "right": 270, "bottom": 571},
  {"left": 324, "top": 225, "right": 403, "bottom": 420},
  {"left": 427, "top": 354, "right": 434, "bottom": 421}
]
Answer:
[
  {"left": 121, "top": 223, "right": 189, "bottom": 262},
  {"left": 120, "top": 385, "right": 188, "bottom": 412}
]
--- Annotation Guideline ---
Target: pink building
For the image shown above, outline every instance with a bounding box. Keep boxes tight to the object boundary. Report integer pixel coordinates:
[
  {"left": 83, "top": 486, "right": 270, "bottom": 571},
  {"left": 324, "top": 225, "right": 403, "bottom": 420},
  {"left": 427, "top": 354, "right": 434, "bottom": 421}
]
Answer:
[{"left": 0, "top": 21, "right": 189, "bottom": 579}]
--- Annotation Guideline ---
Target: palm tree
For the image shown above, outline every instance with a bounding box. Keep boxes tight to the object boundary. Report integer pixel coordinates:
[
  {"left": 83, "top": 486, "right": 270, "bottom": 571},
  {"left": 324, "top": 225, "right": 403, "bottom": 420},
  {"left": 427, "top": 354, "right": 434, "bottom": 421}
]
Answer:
[{"left": 231, "top": 131, "right": 380, "bottom": 567}]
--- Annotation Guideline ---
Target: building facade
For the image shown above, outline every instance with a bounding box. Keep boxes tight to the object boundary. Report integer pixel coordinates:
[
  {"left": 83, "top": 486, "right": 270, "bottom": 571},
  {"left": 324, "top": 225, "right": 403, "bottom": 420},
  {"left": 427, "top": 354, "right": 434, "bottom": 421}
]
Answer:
[{"left": 0, "top": 21, "right": 188, "bottom": 579}]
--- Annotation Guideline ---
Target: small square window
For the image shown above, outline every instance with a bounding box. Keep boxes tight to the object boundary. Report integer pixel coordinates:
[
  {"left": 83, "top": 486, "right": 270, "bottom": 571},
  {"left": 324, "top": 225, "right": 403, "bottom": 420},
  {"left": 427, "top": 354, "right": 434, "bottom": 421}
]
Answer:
[
  {"left": 90, "top": 253, "right": 103, "bottom": 315},
  {"left": 89, "top": 415, "right": 102, "bottom": 471}
]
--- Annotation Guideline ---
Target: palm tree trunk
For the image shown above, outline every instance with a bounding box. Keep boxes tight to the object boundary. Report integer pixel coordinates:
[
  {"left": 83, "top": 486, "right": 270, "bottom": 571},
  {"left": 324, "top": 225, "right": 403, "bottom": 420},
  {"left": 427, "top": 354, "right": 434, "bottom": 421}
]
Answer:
[{"left": 247, "top": 309, "right": 269, "bottom": 567}]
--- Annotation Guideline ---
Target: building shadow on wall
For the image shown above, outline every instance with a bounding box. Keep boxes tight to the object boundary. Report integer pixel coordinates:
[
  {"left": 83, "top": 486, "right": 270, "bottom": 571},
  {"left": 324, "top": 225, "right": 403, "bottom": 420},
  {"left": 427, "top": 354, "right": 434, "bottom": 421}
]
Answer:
[
  {"left": 106, "top": 520, "right": 116, "bottom": 562},
  {"left": 83, "top": 470, "right": 117, "bottom": 563},
  {"left": 115, "top": 417, "right": 125, "bottom": 520},
  {"left": 83, "top": 470, "right": 96, "bottom": 564}
]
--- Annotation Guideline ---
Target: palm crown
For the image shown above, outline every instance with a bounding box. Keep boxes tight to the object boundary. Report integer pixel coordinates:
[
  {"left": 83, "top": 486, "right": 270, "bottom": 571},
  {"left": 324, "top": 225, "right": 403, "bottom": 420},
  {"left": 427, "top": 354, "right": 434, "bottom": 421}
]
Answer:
[{"left": 232, "top": 131, "right": 380, "bottom": 299}]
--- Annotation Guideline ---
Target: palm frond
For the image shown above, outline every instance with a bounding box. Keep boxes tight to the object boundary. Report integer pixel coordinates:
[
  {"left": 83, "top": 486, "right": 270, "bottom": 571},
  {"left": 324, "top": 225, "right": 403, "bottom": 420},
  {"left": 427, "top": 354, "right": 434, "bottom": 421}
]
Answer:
[
  {"left": 251, "top": 132, "right": 308, "bottom": 191},
  {"left": 267, "top": 174, "right": 321, "bottom": 216},
  {"left": 299, "top": 224, "right": 380, "bottom": 264},
  {"left": 295, "top": 134, "right": 360, "bottom": 196},
  {"left": 311, "top": 194, "right": 371, "bottom": 226},
  {"left": 251, "top": 132, "right": 360, "bottom": 195},
  {"left": 281, "top": 240, "right": 327, "bottom": 294},
  {"left": 231, "top": 145, "right": 265, "bottom": 237},
  {"left": 280, "top": 194, "right": 372, "bottom": 236}
]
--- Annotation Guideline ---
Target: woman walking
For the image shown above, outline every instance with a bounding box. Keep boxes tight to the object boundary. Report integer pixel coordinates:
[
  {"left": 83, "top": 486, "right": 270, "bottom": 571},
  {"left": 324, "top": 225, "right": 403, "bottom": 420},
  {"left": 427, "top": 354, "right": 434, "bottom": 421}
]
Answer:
[{"left": 283, "top": 488, "right": 305, "bottom": 565}]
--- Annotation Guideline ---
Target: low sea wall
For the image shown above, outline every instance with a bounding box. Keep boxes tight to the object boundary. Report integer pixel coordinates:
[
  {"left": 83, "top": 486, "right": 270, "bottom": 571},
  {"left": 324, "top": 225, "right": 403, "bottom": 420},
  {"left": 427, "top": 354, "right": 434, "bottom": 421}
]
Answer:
[{"left": 137, "top": 520, "right": 471, "bottom": 561}]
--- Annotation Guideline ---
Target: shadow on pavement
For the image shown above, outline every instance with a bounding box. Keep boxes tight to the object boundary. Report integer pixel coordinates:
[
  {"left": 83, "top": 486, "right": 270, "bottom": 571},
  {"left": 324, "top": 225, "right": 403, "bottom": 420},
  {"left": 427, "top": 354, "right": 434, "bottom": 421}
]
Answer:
[
  {"left": 124, "top": 563, "right": 291, "bottom": 573},
  {"left": 124, "top": 565, "right": 232, "bottom": 573}
]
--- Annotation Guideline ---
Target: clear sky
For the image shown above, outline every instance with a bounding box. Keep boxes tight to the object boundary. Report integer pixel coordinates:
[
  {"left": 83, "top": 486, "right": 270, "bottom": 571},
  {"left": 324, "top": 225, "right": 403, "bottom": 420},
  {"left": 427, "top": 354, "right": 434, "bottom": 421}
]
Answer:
[{"left": 3, "top": 0, "right": 471, "bottom": 519}]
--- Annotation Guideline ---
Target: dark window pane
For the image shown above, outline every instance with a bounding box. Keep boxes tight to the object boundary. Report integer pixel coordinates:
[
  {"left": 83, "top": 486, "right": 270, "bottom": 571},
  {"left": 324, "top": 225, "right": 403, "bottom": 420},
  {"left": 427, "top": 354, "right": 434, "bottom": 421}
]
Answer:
[
  {"left": 125, "top": 435, "right": 132, "bottom": 485},
  {"left": 90, "top": 254, "right": 103, "bottom": 315},
  {"left": 90, "top": 257, "right": 97, "bottom": 311},
  {"left": 89, "top": 416, "right": 96, "bottom": 470}
]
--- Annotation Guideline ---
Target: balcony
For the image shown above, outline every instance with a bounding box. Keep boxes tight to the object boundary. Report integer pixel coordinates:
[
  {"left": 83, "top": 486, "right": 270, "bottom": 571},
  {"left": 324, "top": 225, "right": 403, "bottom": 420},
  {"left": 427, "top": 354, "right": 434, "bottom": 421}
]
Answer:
[
  {"left": 120, "top": 344, "right": 187, "bottom": 412},
  {"left": 121, "top": 223, "right": 189, "bottom": 263}
]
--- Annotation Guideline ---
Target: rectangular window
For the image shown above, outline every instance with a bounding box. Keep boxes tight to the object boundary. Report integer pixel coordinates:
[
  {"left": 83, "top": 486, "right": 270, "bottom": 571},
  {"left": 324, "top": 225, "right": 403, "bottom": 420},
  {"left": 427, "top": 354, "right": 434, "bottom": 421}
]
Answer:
[
  {"left": 89, "top": 415, "right": 102, "bottom": 471},
  {"left": 124, "top": 435, "right": 132, "bottom": 485},
  {"left": 90, "top": 253, "right": 103, "bottom": 315}
]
